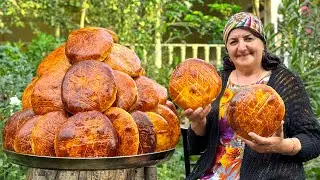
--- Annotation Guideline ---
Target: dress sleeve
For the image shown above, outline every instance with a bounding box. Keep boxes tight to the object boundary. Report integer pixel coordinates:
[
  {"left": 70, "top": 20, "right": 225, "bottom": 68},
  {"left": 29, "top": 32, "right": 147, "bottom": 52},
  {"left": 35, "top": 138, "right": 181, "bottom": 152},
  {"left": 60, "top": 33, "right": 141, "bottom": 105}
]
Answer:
[{"left": 280, "top": 71, "right": 320, "bottom": 162}]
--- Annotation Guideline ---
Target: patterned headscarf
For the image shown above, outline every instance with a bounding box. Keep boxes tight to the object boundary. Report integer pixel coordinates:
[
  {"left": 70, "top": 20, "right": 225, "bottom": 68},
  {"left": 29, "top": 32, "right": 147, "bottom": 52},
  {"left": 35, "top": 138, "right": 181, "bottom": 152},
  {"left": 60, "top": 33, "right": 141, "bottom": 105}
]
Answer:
[{"left": 223, "top": 12, "right": 266, "bottom": 45}]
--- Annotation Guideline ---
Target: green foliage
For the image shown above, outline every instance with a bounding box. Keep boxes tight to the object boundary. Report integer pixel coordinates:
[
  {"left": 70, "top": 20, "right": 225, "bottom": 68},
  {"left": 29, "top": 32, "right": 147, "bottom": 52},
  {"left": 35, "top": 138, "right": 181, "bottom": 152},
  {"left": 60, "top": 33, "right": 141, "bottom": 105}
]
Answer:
[
  {"left": 266, "top": 1, "right": 320, "bottom": 179},
  {"left": 0, "top": 43, "right": 30, "bottom": 180},
  {"left": 267, "top": 0, "right": 320, "bottom": 118},
  {"left": 157, "top": 138, "right": 185, "bottom": 180},
  {"left": 25, "top": 33, "right": 65, "bottom": 75}
]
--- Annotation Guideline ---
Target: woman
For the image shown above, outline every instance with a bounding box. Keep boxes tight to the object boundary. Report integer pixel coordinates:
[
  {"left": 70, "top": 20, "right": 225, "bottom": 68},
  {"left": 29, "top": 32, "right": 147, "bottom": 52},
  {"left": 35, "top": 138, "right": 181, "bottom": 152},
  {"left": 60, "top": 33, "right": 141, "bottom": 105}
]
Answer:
[{"left": 185, "top": 12, "right": 320, "bottom": 180}]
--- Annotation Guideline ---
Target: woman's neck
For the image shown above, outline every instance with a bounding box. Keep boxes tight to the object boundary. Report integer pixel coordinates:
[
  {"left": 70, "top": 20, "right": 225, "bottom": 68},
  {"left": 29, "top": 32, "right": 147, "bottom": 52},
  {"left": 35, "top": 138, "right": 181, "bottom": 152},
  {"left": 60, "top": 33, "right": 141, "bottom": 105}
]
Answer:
[{"left": 231, "top": 68, "right": 269, "bottom": 86}]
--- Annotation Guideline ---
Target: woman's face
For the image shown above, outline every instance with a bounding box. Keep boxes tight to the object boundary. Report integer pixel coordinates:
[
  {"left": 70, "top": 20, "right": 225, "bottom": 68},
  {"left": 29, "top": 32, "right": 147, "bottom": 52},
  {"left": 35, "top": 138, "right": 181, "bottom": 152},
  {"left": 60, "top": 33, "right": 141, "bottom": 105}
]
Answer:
[{"left": 226, "top": 28, "right": 264, "bottom": 70}]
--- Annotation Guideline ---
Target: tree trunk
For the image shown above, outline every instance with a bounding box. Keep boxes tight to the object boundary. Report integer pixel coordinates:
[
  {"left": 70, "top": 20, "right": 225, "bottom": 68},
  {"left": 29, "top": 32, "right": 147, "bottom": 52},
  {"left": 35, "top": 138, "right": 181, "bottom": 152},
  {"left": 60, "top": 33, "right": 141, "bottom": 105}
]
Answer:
[
  {"left": 26, "top": 166, "right": 157, "bottom": 180},
  {"left": 252, "top": 0, "right": 260, "bottom": 17},
  {"left": 80, "top": 0, "right": 88, "bottom": 28}
]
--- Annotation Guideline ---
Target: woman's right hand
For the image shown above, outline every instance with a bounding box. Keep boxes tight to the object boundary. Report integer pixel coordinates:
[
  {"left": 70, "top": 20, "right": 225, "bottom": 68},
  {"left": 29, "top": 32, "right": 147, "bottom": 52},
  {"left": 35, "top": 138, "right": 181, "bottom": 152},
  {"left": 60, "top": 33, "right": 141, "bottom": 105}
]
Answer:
[{"left": 182, "top": 104, "right": 211, "bottom": 136}]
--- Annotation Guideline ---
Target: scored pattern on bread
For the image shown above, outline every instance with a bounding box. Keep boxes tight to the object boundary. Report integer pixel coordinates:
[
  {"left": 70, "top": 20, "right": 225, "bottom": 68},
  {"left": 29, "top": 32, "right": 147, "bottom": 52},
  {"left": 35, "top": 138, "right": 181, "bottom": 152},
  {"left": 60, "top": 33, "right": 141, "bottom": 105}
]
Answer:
[
  {"left": 62, "top": 60, "right": 117, "bottom": 114},
  {"left": 226, "top": 84, "right": 285, "bottom": 140},
  {"left": 169, "top": 58, "right": 222, "bottom": 110},
  {"left": 55, "top": 111, "right": 118, "bottom": 157}
]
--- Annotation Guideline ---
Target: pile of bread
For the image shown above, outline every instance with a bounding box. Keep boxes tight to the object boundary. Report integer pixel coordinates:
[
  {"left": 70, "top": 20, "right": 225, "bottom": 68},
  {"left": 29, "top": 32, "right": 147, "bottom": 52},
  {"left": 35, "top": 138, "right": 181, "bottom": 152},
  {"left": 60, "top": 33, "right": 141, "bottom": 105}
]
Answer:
[{"left": 2, "top": 27, "right": 180, "bottom": 158}]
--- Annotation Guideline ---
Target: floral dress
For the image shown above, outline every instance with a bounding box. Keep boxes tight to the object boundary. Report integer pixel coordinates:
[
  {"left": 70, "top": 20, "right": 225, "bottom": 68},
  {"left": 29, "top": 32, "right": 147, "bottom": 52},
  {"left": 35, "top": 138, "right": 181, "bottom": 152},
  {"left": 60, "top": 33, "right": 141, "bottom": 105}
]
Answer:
[{"left": 200, "top": 74, "right": 270, "bottom": 180}]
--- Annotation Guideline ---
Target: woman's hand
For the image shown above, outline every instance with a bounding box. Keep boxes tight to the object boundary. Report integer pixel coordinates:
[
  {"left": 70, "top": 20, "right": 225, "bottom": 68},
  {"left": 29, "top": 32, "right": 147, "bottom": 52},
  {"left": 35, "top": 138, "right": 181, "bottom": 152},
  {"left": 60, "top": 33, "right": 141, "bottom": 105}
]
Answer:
[
  {"left": 182, "top": 104, "right": 211, "bottom": 136},
  {"left": 241, "top": 121, "right": 301, "bottom": 155}
]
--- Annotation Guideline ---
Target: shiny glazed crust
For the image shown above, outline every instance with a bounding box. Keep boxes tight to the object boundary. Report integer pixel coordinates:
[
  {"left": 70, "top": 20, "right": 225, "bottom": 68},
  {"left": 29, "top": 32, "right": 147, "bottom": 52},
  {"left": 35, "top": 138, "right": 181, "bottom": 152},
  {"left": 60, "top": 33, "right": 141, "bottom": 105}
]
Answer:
[
  {"left": 22, "top": 77, "right": 38, "bottom": 109},
  {"left": 14, "top": 115, "right": 42, "bottom": 154},
  {"left": 153, "top": 105, "right": 180, "bottom": 148},
  {"left": 31, "top": 111, "right": 68, "bottom": 156},
  {"left": 104, "top": 44, "right": 142, "bottom": 77},
  {"left": 226, "top": 84, "right": 285, "bottom": 140},
  {"left": 66, "top": 27, "right": 114, "bottom": 64},
  {"left": 146, "top": 112, "right": 171, "bottom": 152},
  {"left": 37, "top": 44, "right": 71, "bottom": 76},
  {"left": 55, "top": 111, "right": 118, "bottom": 157},
  {"left": 62, "top": 60, "right": 117, "bottom": 114},
  {"left": 169, "top": 58, "right": 222, "bottom": 110},
  {"left": 104, "top": 107, "right": 139, "bottom": 156},
  {"left": 113, "top": 70, "right": 138, "bottom": 111},
  {"left": 31, "top": 70, "right": 66, "bottom": 115},
  {"left": 130, "top": 111, "right": 156, "bottom": 154},
  {"left": 2, "top": 109, "right": 35, "bottom": 151},
  {"left": 131, "top": 76, "right": 159, "bottom": 112}
]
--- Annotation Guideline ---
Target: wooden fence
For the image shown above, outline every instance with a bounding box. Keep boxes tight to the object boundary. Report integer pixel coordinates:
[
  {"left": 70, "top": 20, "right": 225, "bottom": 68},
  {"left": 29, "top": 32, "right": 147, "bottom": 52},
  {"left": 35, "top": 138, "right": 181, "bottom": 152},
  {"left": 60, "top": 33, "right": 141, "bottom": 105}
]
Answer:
[{"left": 130, "top": 43, "right": 225, "bottom": 69}]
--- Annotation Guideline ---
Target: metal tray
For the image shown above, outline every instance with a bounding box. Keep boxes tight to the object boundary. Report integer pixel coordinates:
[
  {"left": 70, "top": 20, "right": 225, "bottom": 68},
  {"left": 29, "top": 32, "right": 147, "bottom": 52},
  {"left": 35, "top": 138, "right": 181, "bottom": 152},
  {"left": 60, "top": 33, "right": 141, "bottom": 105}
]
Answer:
[{"left": 4, "top": 149, "right": 175, "bottom": 170}]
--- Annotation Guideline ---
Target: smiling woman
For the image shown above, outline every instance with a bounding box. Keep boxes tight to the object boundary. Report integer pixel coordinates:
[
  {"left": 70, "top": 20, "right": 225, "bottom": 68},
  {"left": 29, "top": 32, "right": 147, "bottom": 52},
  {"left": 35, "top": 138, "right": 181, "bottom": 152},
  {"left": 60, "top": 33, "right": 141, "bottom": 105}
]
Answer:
[{"left": 184, "top": 12, "right": 320, "bottom": 180}]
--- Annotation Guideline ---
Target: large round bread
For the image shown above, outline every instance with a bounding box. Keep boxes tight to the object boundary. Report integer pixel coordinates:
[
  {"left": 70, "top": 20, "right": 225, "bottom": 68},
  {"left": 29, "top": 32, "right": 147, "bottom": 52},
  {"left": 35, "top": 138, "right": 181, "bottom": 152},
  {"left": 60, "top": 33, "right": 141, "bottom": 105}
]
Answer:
[
  {"left": 31, "top": 70, "right": 66, "bottom": 115},
  {"left": 145, "top": 112, "right": 171, "bottom": 152},
  {"left": 153, "top": 105, "right": 180, "bottom": 148},
  {"left": 153, "top": 81, "right": 168, "bottom": 105},
  {"left": 104, "top": 44, "right": 142, "bottom": 77},
  {"left": 37, "top": 44, "right": 71, "bottom": 76},
  {"left": 104, "top": 107, "right": 139, "bottom": 156},
  {"left": 2, "top": 109, "right": 35, "bottom": 151},
  {"left": 14, "top": 115, "right": 42, "bottom": 154},
  {"left": 31, "top": 111, "right": 68, "bottom": 156},
  {"left": 62, "top": 60, "right": 117, "bottom": 114},
  {"left": 130, "top": 111, "right": 156, "bottom": 154},
  {"left": 22, "top": 77, "right": 38, "bottom": 109},
  {"left": 55, "top": 111, "right": 118, "bottom": 157},
  {"left": 169, "top": 58, "right": 222, "bottom": 110},
  {"left": 131, "top": 76, "right": 159, "bottom": 112},
  {"left": 226, "top": 84, "right": 285, "bottom": 140},
  {"left": 113, "top": 70, "right": 138, "bottom": 111},
  {"left": 66, "top": 27, "right": 114, "bottom": 64}
]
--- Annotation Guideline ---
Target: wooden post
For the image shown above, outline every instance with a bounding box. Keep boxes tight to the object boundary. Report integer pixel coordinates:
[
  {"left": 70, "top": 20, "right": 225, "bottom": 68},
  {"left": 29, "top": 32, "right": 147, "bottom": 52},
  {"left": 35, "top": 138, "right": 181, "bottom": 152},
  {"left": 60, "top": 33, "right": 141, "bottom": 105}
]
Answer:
[
  {"left": 26, "top": 167, "right": 155, "bottom": 180},
  {"left": 155, "top": 0, "right": 162, "bottom": 68}
]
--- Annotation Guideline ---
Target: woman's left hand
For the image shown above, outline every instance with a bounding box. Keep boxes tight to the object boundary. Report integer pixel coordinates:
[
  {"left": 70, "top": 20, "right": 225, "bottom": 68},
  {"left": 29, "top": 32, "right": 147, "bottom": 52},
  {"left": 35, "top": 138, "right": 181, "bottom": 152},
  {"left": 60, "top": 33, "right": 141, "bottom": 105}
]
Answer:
[{"left": 241, "top": 121, "right": 285, "bottom": 153}]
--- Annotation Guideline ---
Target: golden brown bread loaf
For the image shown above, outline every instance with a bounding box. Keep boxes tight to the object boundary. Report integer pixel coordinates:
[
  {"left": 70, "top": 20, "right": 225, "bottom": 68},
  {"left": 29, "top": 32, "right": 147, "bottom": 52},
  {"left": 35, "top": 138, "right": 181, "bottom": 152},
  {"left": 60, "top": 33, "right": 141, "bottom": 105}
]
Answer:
[
  {"left": 104, "top": 107, "right": 139, "bottom": 156},
  {"left": 226, "top": 84, "right": 285, "bottom": 140},
  {"left": 105, "top": 29, "right": 119, "bottom": 43},
  {"left": 153, "top": 105, "right": 180, "bottom": 148},
  {"left": 66, "top": 27, "right": 114, "bottom": 64},
  {"left": 31, "top": 111, "right": 68, "bottom": 156},
  {"left": 146, "top": 112, "right": 171, "bottom": 152},
  {"left": 55, "top": 111, "right": 118, "bottom": 157},
  {"left": 62, "top": 60, "right": 117, "bottom": 114},
  {"left": 22, "top": 77, "right": 38, "bottom": 109},
  {"left": 104, "top": 44, "right": 142, "bottom": 77},
  {"left": 36, "top": 44, "right": 71, "bottom": 76},
  {"left": 31, "top": 70, "right": 66, "bottom": 115},
  {"left": 113, "top": 70, "right": 138, "bottom": 111},
  {"left": 2, "top": 109, "right": 35, "bottom": 151},
  {"left": 169, "top": 58, "right": 222, "bottom": 110},
  {"left": 14, "top": 115, "right": 42, "bottom": 154},
  {"left": 130, "top": 111, "right": 156, "bottom": 154},
  {"left": 131, "top": 76, "right": 159, "bottom": 112},
  {"left": 153, "top": 81, "right": 168, "bottom": 105}
]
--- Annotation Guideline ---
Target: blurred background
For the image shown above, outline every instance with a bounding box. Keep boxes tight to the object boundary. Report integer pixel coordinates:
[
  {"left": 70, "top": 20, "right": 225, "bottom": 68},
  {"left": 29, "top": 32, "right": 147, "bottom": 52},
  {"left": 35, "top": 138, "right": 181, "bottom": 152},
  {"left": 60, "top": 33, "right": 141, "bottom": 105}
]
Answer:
[{"left": 0, "top": 0, "right": 319, "bottom": 179}]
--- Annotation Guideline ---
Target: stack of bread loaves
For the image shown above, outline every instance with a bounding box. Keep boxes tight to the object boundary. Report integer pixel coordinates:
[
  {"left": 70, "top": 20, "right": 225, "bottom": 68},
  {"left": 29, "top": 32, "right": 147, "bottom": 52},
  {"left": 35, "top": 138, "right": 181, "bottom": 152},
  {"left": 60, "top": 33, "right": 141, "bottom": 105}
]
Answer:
[{"left": 2, "top": 27, "right": 180, "bottom": 158}]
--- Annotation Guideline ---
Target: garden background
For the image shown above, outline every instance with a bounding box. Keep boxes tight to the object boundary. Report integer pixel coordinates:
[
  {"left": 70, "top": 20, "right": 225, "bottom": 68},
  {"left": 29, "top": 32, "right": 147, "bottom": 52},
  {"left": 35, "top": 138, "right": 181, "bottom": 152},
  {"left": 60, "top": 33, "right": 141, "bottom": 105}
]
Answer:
[{"left": 0, "top": 0, "right": 319, "bottom": 179}]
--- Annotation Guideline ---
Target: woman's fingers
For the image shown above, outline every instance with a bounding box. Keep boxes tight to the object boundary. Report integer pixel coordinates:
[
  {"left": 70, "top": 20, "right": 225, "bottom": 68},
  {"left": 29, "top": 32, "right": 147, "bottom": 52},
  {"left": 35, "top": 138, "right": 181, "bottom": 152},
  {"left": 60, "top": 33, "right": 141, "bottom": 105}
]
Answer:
[
  {"left": 182, "top": 105, "right": 211, "bottom": 122},
  {"left": 248, "top": 132, "right": 270, "bottom": 145},
  {"left": 273, "top": 120, "right": 284, "bottom": 137}
]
